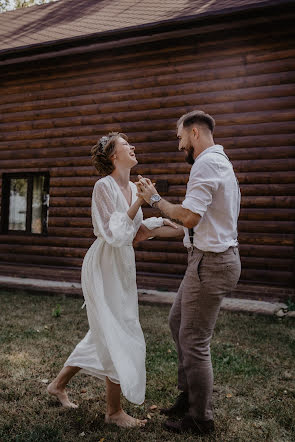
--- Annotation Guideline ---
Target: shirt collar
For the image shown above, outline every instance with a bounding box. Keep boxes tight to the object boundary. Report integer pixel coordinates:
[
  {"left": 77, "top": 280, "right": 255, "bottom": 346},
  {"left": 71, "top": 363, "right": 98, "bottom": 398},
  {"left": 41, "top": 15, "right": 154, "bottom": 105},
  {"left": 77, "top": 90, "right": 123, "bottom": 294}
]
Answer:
[{"left": 194, "top": 144, "right": 224, "bottom": 163}]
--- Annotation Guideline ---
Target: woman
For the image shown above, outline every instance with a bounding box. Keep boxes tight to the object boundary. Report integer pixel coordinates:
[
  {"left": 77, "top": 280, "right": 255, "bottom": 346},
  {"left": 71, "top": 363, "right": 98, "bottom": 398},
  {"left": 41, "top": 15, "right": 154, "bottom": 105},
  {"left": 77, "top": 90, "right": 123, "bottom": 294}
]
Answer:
[{"left": 47, "top": 132, "right": 180, "bottom": 428}]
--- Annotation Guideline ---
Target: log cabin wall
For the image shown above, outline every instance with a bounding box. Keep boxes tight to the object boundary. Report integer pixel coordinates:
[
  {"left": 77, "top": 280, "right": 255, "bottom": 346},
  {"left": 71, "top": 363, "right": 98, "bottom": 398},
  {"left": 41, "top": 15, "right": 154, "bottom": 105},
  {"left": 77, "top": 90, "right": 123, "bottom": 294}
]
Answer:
[{"left": 0, "top": 6, "right": 294, "bottom": 294}]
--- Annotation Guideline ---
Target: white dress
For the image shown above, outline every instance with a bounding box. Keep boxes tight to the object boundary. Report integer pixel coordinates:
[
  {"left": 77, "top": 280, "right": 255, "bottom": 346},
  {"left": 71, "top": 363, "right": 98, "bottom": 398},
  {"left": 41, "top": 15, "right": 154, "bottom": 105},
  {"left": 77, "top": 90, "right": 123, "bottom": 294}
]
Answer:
[{"left": 64, "top": 175, "right": 163, "bottom": 405}]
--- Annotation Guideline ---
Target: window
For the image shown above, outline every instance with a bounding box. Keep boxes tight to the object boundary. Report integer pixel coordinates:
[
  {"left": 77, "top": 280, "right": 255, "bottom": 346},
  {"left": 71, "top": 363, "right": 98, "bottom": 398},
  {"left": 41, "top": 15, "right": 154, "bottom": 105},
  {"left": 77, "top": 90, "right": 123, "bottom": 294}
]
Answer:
[{"left": 1, "top": 173, "right": 49, "bottom": 235}]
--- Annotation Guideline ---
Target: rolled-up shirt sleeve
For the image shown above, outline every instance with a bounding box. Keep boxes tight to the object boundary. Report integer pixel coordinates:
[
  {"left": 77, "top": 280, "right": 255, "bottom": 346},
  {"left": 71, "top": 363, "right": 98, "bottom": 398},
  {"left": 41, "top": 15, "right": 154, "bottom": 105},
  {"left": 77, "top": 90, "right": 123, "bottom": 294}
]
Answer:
[{"left": 182, "top": 159, "right": 219, "bottom": 217}]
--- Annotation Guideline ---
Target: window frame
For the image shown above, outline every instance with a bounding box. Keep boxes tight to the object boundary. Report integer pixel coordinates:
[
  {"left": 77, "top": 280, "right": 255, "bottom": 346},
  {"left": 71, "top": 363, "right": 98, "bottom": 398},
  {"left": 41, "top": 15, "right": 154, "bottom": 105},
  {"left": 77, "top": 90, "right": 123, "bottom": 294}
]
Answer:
[{"left": 1, "top": 172, "right": 50, "bottom": 236}]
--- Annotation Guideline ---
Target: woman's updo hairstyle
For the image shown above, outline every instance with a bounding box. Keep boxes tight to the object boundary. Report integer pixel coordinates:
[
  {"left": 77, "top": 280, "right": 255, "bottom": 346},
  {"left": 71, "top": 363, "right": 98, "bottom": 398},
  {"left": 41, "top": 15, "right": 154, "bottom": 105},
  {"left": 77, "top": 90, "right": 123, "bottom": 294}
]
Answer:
[{"left": 91, "top": 132, "right": 128, "bottom": 176}]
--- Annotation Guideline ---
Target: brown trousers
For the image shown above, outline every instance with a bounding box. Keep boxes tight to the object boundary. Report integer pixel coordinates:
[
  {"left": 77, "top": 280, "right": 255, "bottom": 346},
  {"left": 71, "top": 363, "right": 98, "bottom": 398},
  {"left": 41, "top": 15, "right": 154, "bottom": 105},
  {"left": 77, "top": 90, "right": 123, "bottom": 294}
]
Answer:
[{"left": 169, "top": 246, "right": 241, "bottom": 421}]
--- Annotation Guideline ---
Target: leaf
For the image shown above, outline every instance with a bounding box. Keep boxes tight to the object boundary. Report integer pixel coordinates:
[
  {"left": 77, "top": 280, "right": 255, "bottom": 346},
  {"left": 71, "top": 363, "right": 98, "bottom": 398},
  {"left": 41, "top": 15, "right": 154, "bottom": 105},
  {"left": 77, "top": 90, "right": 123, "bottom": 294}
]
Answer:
[
  {"left": 226, "top": 393, "right": 232, "bottom": 398},
  {"left": 149, "top": 404, "right": 157, "bottom": 410},
  {"left": 147, "top": 413, "right": 152, "bottom": 419},
  {"left": 41, "top": 379, "right": 49, "bottom": 384}
]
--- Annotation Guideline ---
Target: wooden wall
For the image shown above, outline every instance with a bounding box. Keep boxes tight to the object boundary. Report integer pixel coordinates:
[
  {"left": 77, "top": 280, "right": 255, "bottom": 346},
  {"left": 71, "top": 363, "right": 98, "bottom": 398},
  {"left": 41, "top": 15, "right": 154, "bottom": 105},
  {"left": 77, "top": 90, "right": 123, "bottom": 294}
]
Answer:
[{"left": 0, "top": 8, "right": 294, "bottom": 291}]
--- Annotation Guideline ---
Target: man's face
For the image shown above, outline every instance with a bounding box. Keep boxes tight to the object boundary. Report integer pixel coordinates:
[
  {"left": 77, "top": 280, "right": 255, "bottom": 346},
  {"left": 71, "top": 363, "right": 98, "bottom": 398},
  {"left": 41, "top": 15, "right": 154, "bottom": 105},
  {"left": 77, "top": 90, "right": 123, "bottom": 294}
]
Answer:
[{"left": 177, "top": 123, "right": 195, "bottom": 165}]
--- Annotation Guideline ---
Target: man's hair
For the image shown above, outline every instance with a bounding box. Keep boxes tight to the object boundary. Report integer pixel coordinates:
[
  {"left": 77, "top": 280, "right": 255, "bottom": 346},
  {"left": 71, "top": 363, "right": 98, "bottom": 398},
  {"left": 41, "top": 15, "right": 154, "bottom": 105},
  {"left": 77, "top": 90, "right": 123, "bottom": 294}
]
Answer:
[{"left": 177, "top": 110, "right": 215, "bottom": 133}]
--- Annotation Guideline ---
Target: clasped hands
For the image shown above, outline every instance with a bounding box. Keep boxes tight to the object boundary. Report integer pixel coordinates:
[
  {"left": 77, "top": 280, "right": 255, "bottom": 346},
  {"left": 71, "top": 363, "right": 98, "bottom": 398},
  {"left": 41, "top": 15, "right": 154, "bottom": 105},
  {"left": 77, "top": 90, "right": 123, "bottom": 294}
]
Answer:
[
  {"left": 135, "top": 174, "right": 178, "bottom": 231},
  {"left": 135, "top": 175, "right": 158, "bottom": 204}
]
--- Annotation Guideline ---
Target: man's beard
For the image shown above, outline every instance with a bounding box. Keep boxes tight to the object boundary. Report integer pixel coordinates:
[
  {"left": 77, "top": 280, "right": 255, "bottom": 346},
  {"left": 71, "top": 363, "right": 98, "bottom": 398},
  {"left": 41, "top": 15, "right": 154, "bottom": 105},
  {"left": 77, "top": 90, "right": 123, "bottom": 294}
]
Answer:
[{"left": 185, "top": 146, "right": 195, "bottom": 165}]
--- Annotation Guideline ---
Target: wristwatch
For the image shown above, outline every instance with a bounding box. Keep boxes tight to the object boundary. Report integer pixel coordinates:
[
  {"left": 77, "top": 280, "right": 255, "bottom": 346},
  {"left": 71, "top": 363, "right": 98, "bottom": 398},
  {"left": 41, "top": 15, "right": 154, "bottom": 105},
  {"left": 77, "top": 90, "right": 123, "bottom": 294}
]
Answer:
[{"left": 149, "top": 194, "right": 161, "bottom": 207}]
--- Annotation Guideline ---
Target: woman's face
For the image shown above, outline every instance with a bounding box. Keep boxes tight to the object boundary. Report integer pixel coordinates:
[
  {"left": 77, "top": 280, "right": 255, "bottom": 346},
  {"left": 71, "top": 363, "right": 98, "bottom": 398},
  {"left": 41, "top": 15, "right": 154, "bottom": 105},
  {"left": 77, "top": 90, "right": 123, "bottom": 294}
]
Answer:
[{"left": 113, "top": 136, "right": 137, "bottom": 169}]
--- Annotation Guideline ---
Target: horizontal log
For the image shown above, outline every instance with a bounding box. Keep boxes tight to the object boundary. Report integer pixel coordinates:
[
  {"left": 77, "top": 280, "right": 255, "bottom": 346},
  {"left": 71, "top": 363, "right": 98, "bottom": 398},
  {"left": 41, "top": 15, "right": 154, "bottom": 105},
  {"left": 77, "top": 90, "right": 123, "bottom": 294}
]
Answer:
[
  {"left": 2, "top": 94, "right": 295, "bottom": 131},
  {"left": 227, "top": 146, "right": 295, "bottom": 161},
  {"left": 234, "top": 158, "right": 295, "bottom": 173},
  {"left": 50, "top": 177, "right": 98, "bottom": 187},
  {"left": 0, "top": 156, "right": 92, "bottom": 169},
  {"left": 240, "top": 256, "right": 294, "bottom": 271},
  {"left": 0, "top": 253, "right": 82, "bottom": 267},
  {"left": 237, "top": 220, "right": 295, "bottom": 234},
  {"left": 49, "top": 197, "right": 91, "bottom": 207},
  {"left": 2, "top": 101, "right": 295, "bottom": 135},
  {"left": 0, "top": 80, "right": 294, "bottom": 122},
  {"left": 4, "top": 53, "right": 295, "bottom": 103},
  {"left": 48, "top": 217, "right": 92, "bottom": 228},
  {"left": 48, "top": 227, "right": 94, "bottom": 238},
  {"left": 0, "top": 262, "right": 82, "bottom": 282},
  {"left": 0, "top": 244, "right": 87, "bottom": 258},
  {"left": 169, "top": 183, "right": 295, "bottom": 197},
  {"left": 136, "top": 261, "right": 186, "bottom": 275},
  {"left": 1, "top": 131, "right": 294, "bottom": 155},
  {"left": 236, "top": 171, "right": 295, "bottom": 184},
  {"left": 135, "top": 251, "right": 186, "bottom": 265},
  {"left": 2, "top": 116, "right": 295, "bottom": 142},
  {"left": 240, "top": 184, "right": 295, "bottom": 196},
  {"left": 239, "top": 208, "right": 295, "bottom": 221},
  {"left": 2, "top": 64, "right": 294, "bottom": 107},
  {"left": 238, "top": 232, "right": 294, "bottom": 246},
  {"left": 0, "top": 236, "right": 93, "bottom": 248},
  {"left": 48, "top": 207, "right": 91, "bottom": 217},
  {"left": 240, "top": 196, "right": 295, "bottom": 208},
  {"left": 50, "top": 187, "right": 93, "bottom": 198},
  {"left": 238, "top": 244, "right": 293, "bottom": 258},
  {"left": 240, "top": 268, "right": 294, "bottom": 285}
]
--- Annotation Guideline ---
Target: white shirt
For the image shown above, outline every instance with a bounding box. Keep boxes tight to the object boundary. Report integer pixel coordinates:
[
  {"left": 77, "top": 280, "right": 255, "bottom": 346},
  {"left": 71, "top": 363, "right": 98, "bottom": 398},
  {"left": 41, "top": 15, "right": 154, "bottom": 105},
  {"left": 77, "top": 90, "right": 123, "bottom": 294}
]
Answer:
[{"left": 182, "top": 144, "right": 240, "bottom": 253}]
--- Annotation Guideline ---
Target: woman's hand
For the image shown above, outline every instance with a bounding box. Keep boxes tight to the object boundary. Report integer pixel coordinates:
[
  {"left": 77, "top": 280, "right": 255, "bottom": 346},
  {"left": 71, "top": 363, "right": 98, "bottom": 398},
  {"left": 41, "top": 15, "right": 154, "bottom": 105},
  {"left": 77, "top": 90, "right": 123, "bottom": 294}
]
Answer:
[{"left": 136, "top": 195, "right": 145, "bottom": 205}]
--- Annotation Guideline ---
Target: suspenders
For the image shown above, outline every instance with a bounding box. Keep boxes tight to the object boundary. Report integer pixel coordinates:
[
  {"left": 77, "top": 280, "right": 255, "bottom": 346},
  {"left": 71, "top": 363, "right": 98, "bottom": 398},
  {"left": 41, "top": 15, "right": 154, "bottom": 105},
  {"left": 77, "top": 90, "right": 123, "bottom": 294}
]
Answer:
[{"left": 187, "top": 151, "right": 240, "bottom": 250}]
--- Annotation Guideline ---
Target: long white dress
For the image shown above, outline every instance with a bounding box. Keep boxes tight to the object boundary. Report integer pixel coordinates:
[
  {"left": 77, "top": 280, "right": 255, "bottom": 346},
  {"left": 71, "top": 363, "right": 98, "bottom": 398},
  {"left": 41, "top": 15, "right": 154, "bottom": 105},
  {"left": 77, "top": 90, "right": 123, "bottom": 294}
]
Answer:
[{"left": 64, "top": 175, "right": 163, "bottom": 405}]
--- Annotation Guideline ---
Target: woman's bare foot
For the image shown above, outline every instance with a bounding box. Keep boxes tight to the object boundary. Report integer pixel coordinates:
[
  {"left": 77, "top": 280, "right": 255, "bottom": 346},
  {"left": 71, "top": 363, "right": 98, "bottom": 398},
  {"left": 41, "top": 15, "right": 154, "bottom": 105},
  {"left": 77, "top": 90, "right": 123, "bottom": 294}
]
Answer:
[
  {"left": 105, "top": 409, "right": 147, "bottom": 428},
  {"left": 47, "top": 381, "right": 78, "bottom": 408}
]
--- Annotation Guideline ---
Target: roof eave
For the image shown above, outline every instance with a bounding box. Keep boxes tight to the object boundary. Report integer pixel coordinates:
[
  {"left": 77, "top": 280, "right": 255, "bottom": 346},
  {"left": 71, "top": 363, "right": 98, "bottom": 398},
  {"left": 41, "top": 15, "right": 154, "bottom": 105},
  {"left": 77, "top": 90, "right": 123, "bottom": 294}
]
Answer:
[{"left": 0, "top": 0, "right": 293, "bottom": 62}]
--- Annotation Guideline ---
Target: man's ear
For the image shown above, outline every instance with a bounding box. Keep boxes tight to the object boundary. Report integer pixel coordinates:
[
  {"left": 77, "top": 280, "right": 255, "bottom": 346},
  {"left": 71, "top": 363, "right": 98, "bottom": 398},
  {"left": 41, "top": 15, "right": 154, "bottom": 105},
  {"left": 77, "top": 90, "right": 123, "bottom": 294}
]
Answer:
[{"left": 192, "top": 126, "right": 199, "bottom": 138}]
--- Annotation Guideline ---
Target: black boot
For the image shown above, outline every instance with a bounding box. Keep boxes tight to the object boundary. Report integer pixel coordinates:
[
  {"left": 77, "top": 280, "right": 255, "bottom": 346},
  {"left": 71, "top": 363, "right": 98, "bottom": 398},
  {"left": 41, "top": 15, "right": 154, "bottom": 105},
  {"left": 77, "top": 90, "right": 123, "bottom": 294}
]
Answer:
[{"left": 160, "top": 391, "right": 189, "bottom": 417}]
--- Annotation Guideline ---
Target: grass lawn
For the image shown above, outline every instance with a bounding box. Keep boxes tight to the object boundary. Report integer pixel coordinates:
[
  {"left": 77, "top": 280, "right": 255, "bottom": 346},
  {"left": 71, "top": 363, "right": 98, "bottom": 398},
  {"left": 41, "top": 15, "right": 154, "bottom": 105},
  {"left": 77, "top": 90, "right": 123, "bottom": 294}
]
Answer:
[{"left": 0, "top": 290, "right": 294, "bottom": 442}]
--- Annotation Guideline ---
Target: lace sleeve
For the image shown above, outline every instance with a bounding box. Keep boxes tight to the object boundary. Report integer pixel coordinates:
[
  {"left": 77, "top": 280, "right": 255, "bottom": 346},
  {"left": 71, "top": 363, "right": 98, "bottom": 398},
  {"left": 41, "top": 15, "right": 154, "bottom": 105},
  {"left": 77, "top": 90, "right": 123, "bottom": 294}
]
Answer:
[{"left": 92, "top": 180, "right": 135, "bottom": 247}]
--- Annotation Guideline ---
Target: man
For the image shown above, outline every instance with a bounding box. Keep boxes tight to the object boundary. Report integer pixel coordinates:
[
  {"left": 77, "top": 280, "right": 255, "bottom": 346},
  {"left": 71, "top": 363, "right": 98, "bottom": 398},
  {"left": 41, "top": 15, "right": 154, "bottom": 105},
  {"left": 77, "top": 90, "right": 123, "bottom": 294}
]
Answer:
[{"left": 136, "top": 110, "right": 241, "bottom": 436}]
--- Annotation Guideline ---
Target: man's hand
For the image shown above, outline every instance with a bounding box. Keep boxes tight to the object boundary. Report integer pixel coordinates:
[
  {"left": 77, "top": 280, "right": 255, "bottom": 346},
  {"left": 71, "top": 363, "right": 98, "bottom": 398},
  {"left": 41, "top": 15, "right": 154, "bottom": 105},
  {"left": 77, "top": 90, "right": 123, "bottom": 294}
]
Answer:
[
  {"left": 135, "top": 175, "right": 158, "bottom": 204},
  {"left": 135, "top": 175, "right": 200, "bottom": 229},
  {"left": 163, "top": 218, "right": 179, "bottom": 229}
]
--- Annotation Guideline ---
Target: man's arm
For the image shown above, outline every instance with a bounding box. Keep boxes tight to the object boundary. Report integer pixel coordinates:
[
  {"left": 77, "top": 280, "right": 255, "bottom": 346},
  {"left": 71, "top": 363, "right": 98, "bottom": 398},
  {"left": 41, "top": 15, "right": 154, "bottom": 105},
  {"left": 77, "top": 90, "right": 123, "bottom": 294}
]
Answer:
[
  {"left": 153, "top": 198, "right": 200, "bottom": 229},
  {"left": 136, "top": 176, "right": 200, "bottom": 229}
]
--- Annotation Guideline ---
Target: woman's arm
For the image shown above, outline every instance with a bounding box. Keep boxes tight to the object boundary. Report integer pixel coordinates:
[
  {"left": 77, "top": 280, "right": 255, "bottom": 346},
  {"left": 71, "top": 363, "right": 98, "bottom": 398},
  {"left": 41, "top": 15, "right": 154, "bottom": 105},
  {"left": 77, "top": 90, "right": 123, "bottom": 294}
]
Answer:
[
  {"left": 133, "top": 223, "right": 184, "bottom": 244},
  {"left": 127, "top": 197, "right": 144, "bottom": 221}
]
